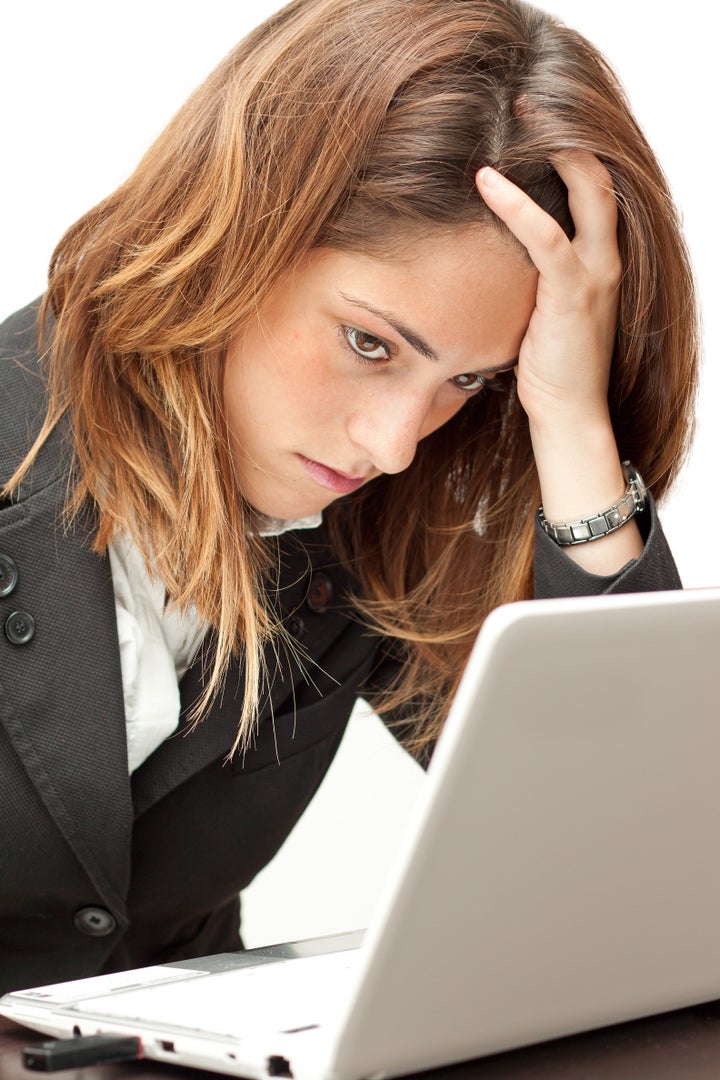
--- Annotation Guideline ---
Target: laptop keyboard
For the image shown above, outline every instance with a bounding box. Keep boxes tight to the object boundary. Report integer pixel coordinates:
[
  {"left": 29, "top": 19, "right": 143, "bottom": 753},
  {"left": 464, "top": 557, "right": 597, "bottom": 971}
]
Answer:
[{"left": 70, "top": 950, "right": 361, "bottom": 1038}]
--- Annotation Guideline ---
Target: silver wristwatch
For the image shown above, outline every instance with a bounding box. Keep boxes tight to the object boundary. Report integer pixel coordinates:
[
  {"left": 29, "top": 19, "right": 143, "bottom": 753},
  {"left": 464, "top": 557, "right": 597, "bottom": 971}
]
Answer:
[{"left": 538, "top": 461, "right": 647, "bottom": 547}]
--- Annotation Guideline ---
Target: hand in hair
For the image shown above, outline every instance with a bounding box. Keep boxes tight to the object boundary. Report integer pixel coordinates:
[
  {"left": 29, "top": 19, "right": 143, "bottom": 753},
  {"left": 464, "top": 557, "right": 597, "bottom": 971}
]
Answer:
[
  {"left": 476, "top": 150, "right": 642, "bottom": 576},
  {"left": 477, "top": 150, "right": 620, "bottom": 426}
]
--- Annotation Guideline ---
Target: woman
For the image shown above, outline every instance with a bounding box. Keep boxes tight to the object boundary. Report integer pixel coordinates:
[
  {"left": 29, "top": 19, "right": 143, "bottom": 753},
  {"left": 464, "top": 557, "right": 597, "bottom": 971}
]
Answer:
[{"left": 0, "top": 0, "right": 697, "bottom": 993}]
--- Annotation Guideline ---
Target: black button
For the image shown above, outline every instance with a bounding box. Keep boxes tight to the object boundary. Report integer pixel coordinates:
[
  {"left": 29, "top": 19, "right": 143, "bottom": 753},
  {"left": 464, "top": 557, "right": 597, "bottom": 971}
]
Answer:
[
  {"left": 307, "top": 573, "right": 333, "bottom": 614},
  {"left": 0, "top": 554, "right": 18, "bottom": 598},
  {"left": 286, "top": 615, "right": 305, "bottom": 638},
  {"left": 5, "top": 610, "right": 35, "bottom": 645},
  {"left": 74, "top": 907, "right": 118, "bottom": 937}
]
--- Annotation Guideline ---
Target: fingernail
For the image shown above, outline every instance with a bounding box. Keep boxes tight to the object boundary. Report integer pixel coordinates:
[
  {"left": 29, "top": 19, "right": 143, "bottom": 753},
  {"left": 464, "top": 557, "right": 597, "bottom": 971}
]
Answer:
[{"left": 478, "top": 166, "right": 502, "bottom": 189}]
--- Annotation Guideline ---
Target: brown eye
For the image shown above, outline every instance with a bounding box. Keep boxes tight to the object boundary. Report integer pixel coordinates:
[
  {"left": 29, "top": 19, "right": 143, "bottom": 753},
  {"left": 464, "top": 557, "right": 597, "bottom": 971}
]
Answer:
[
  {"left": 344, "top": 326, "right": 391, "bottom": 361},
  {"left": 451, "top": 372, "right": 487, "bottom": 392}
]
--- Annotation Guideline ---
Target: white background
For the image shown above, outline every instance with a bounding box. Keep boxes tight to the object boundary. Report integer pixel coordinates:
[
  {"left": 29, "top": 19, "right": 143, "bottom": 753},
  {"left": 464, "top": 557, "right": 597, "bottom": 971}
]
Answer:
[{"left": 3, "top": 3, "right": 717, "bottom": 946}]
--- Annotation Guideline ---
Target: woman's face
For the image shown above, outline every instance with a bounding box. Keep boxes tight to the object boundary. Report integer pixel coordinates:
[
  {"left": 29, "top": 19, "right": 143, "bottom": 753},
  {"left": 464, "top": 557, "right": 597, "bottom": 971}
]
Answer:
[{"left": 223, "top": 227, "right": 538, "bottom": 520}]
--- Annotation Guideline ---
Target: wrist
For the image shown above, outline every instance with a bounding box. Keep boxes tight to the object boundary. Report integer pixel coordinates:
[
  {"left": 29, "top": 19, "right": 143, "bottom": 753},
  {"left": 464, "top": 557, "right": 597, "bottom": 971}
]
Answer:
[
  {"left": 539, "top": 462, "right": 647, "bottom": 547},
  {"left": 528, "top": 419, "right": 646, "bottom": 576},
  {"left": 529, "top": 414, "right": 624, "bottom": 524}
]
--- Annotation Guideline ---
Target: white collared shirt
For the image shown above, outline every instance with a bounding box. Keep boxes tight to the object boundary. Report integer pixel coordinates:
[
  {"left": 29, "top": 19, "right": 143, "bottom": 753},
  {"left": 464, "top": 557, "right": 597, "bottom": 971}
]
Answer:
[{"left": 108, "top": 514, "right": 322, "bottom": 772}]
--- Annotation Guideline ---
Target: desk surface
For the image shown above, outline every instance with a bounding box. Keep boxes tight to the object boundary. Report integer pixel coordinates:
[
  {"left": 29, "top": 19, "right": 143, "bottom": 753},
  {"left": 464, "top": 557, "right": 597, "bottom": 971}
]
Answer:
[{"left": 5, "top": 1004, "right": 720, "bottom": 1080}]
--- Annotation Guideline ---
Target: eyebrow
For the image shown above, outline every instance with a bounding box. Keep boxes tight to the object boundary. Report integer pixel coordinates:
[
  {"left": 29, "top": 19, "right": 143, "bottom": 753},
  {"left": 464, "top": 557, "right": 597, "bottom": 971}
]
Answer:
[
  {"left": 338, "top": 292, "right": 518, "bottom": 375},
  {"left": 339, "top": 292, "right": 439, "bottom": 361}
]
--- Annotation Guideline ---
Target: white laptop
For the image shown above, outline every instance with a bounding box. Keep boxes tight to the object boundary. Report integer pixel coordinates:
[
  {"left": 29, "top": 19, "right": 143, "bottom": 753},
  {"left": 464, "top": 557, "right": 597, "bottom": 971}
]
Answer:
[{"left": 3, "top": 588, "right": 720, "bottom": 1079}]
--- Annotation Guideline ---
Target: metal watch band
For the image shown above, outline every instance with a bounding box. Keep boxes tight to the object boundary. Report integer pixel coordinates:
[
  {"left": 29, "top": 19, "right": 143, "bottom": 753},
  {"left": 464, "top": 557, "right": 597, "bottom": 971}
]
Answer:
[{"left": 538, "top": 461, "right": 647, "bottom": 547}]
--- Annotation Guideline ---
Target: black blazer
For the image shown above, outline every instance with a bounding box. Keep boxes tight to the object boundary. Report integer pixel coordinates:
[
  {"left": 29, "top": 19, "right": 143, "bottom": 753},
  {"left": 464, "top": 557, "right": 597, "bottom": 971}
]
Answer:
[{"left": 0, "top": 302, "right": 682, "bottom": 994}]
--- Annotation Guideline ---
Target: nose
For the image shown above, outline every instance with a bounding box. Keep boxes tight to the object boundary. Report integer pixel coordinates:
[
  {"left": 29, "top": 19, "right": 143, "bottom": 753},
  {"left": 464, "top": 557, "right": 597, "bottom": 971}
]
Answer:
[{"left": 347, "top": 386, "right": 432, "bottom": 475}]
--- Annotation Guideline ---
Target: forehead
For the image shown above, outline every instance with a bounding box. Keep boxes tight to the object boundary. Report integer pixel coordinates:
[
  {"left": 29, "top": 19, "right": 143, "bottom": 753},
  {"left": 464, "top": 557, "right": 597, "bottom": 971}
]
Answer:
[{"left": 305, "top": 227, "right": 538, "bottom": 366}]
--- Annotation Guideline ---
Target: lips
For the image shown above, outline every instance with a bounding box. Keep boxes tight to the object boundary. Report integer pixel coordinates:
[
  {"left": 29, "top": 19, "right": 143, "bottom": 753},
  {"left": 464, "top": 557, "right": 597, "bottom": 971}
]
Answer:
[{"left": 298, "top": 455, "right": 368, "bottom": 495}]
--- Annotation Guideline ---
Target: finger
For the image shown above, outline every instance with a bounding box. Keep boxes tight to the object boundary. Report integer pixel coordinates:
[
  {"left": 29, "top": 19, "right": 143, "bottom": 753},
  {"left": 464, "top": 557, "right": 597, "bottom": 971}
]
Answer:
[
  {"left": 551, "top": 150, "right": 619, "bottom": 252},
  {"left": 476, "top": 166, "right": 578, "bottom": 286}
]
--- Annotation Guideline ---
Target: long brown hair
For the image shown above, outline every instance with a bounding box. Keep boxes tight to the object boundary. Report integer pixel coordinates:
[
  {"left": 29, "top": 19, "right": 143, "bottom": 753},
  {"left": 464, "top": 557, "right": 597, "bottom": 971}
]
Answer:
[{"left": 5, "top": 0, "right": 698, "bottom": 753}]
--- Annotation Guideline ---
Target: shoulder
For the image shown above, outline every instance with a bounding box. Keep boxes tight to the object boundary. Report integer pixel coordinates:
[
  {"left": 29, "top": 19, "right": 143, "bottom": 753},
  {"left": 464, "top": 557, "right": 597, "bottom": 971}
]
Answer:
[
  {"left": 0, "top": 299, "right": 70, "bottom": 496},
  {"left": 0, "top": 298, "right": 45, "bottom": 398}
]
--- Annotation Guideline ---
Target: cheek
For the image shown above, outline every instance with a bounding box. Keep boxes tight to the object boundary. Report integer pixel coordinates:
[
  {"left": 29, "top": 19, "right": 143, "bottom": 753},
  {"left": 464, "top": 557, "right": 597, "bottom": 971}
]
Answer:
[
  {"left": 223, "top": 354, "right": 254, "bottom": 430},
  {"left": 420, "top": 392, "right": 469, "bottom": 440},
  {"left": 224, "top": 334, "right": 347, "bottom": 440},
  {"left": 222, "top": 349, "right": 283, "bottom": 446}
]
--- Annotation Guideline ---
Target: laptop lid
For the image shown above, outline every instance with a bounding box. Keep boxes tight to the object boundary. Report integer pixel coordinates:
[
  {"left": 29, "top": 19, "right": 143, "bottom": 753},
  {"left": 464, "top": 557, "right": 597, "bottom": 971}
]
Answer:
[{"left": 328, "top": 587, "right": 720, "bottom": 1078}]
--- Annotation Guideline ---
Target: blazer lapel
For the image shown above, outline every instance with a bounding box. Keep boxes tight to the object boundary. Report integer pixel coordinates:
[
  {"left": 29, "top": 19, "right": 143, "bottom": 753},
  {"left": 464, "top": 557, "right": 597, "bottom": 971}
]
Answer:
[{"left": 131, "top": 528, "right": 361, "bottom": 817}]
